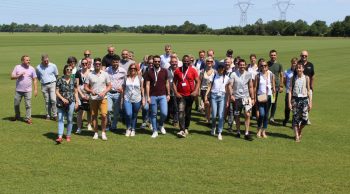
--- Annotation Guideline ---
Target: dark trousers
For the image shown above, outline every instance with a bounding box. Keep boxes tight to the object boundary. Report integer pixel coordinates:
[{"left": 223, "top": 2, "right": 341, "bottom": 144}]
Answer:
[
  {"left": 168, "top": 96, "right": 179, "bottom": 123},
  {"left": 284, "top": 93, "right": 291, "bottom": 123},
  {"left": 177, "top": 96, "right": 194, "bottom": 130}
]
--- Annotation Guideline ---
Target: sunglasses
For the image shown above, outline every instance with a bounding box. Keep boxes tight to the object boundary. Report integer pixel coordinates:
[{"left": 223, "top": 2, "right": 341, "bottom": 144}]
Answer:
[
  {"left": 66, "top": 69, "right": 72, "bottom": 71},
  {"left": 300, "top": 55, "right": 308, "bottom": 57},
  {"left": 206, "top": 61, "right": 213, "bottom": 63},
  {"left": 81, "top": 62, "right": 87, "bottom": 65},
  {"left": 84, "top": 54, "right": 90, "bottom": 56}
]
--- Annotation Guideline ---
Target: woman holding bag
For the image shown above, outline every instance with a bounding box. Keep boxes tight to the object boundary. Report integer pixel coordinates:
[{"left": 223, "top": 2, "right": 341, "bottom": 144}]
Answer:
[
  {"left": 55, "top": 65, "right": 79, "bottom": 143},
  {"left": 255, "top": 59, "right": 275, "bottom": 138}
]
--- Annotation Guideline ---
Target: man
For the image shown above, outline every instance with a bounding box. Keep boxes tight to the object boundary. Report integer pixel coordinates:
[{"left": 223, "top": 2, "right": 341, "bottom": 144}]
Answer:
[
  {"left": 167, "top": 56, "right": 179, "bottom": 126},
  {"left": 160, "top": 44, "right": 172, "bottom": 68},
  {"left": 145, "top": 55, "right": 170, "bottom": 138},
  {"left": 173, "top": 55, "right": 200, "bottom": 138},
  {"left": 207, "top": 49, "right": 220, "bottom": 70},
  {"left": 193, "top": 50, "right": 206, "bottom": 73},
  {"left": 36, "top": 54, "right": 59, "bottom": 120},
  {"left": 230, "top": 59, "right": 255, "bottom": 141},
  {"left": 220, "top": 49, "right": 234, "bottom": 63},
  {"left": 102, "top": 46, "right": 116, "bottom": 70},
  {"left": 267, "top": 49, "right": 284, "bottom": 123},
  {"left": 300, "top": 50, "right": 315, "bottom": 125},
  {"left": 120, "top": 49, "right": 135, "bottom": 72},
  {"left": 78, "top": 50, "right": 94, "bottom": 69},
  {"left": 106, "top": 55, "right": 127, "bottom": 131},
  {"left": 11, "top": 55, "right": 38, "bottom": 124},
  {"left": 84, "top": 58, "right": 112, "bottom": 140}
]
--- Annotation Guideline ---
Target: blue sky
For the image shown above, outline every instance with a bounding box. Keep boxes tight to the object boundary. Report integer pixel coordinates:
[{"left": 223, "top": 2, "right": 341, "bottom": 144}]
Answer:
[{"left": 1, "top": 0, "right": 349, "bottom": 29}]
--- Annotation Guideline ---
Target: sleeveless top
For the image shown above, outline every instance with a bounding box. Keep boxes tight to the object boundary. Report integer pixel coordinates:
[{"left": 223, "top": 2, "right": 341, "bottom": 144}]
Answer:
[
  {"left": 292, "top": 74, "right": 308, "bottom": 98},
  {"left": 124, "top": 76, "right": 142, "bottom": 103},
  {"left": 257, "top": 72, "right": 272, "bottom": 96}
]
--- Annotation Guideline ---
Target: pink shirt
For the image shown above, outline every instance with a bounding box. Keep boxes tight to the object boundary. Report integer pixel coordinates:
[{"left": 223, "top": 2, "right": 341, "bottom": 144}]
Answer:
[{"left": 11, "top": 64, "right": 37, "bottom": 92}]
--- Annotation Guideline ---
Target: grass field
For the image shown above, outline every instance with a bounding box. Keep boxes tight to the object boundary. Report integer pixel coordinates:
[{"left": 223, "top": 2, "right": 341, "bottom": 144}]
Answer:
[{"left": 0, "top": 33, "right": 349, "bottom": 193}]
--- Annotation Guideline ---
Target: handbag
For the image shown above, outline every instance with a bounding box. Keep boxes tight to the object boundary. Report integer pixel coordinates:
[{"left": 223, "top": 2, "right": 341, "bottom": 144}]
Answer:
[{"left": 257, "top": 94, "right": 268, "bottom": 103}]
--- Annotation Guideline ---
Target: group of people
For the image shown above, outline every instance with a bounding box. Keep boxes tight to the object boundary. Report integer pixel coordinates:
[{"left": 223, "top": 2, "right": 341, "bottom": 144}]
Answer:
[{"left": 10, "top": 45, "right": 315, "bottom": 143}]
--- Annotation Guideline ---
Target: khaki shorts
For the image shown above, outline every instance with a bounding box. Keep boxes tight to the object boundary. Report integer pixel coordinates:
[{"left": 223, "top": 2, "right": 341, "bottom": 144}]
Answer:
[{"left": 90, "top": 99, "right": 108, "bottom": 117}]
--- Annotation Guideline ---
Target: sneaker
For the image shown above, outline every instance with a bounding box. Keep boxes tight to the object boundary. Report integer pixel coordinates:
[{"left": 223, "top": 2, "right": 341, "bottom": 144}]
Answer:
[
  {"left": 184, "top": 129, "right": 189, "bottom": 135},
  {"left": 130, "top": 130, "right": 135, "bottom": 137},
  {"left": 87, "top": 124, "right": 93, "bottom": 131},
  {"left": 269, "top": 118, "right": 276, "bottom": 124},
  {"left": 141, "top": 122, "right": 147, "bottom": 129},
  {"left": 56, "top": 137, "right": 63, "bottom": 143},
  {"left": 218, "top": 133, "right": 223, "bottom": 140},
  {"left": 45, "top": 115, "right": 51, "bottom": 120},
  {"left": 307, "top": 120, "right": 311, "bottom": 125},
  {"left": 211, "top": 128, "right": 216, "bottom": 136},
  {"left": 66, "top": 136, "right": 71, "bottom": 142},
  {"left": 177, "top": 131, "right": 186, "bottom": 138},
  {"left": 125, "top": 129, "right": 131, "bottom": 137},
  {"left": 92, "top": 132, "right": 99, "bottom": 140},
  {"left": 235, "top": 133, "right": 241, "bottom": 138},
  {"left": 244, "top": 134, "right": 253, "bottom": 141},
  {"left": 151, "top": 131, "right": 158, "bottom": 138},
  {"left": 26, "top": 119, "right": 33, "bottom": 125},
  {"left": 233, "top": 120, "right": 236, "bottom": 125},
  {"left": 160, "top": 126, "right": 166, "bottom": 135},
  {"left": 75, "top": 128, "right": 82, "bottom": 134},
  {"left": 101, "top": 132, "right": 107, "bottom": 141}
]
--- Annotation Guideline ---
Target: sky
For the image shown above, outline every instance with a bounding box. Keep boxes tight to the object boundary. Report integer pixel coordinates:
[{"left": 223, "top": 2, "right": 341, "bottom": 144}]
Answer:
[{"left": 1, "top": 0, "right": 349, "bottom": 29}]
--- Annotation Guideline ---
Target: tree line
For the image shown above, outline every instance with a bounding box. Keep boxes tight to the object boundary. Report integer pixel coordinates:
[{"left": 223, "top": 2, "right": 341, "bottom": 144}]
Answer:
[{"left": 1, "top": 16, "right": 349, "bottom": 37}]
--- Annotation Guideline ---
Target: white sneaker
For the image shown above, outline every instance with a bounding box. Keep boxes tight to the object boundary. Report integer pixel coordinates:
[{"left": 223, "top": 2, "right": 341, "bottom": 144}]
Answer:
[
  {"left": 87, "top": 124, "right": 93, "bottom": 131},
  {"left": 130, "top": 130, "right": 135, "bottom": 137},
  {"left": 101, "top": 132, "right": 107, "bottom": 141},
  {"left": 125, "top": 129, "right": 131, "bottom": 137},
  {"left": 184, "top": 129, "right": 189, "bottom": 135},
  {"left": 218, "top": 133, "right": 223, "bottom": 140},
  {"left": 160, "top": 126, "right": 166, "bottom": 135},
  {"left": 141, "top": 122, "right": 147, "bottom": 129},
  {"left": 211, "top": 128, "right": 216, "bottom": 136},
  {"left": 177, "top": 131, "right": 186, "bottom": 138},
  {"left": 151, "top": 131, "right": 158, "bottom": 138},
  {"left": 93, "top": 132, "right": 99, "bottom": 140},
  {"left": 75, "top": 128, "right": 81, "bottom": 134}
]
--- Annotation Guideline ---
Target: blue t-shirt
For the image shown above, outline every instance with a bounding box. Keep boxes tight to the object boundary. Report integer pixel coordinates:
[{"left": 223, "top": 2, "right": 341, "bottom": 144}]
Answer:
[{"left": 284, "top": 68, "right": 294, "bottom": 93}]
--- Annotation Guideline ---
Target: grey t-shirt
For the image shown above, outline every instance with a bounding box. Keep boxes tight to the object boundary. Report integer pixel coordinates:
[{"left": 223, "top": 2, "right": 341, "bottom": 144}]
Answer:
[
  {"left": 231, "top": 70, "right": 252, "bottom": 99},
  {"left": 85, "top": 71, "right": 111, "bottom": 100},
  {"left": 120, "top": 59, "right": 135, "bottom": 72}
]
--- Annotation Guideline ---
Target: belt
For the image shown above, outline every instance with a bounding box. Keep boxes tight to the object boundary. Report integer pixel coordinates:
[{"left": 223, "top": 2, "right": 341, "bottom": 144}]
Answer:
[
  {"left": 43, "top": 81, "right": 55, "bottom": 85},
  {"left": 109, "top": 90, "right": 120, "bottom": 94}
]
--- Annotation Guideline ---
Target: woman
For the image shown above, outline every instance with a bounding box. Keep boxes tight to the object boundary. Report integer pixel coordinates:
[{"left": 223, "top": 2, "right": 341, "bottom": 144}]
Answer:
[
  {"left": 248, "top": 54, "right": 259, "bottom": 120},
  {"left": 123, "top": 63, "right": 145, "bottom": 137},
  {"left": 55, "top": 65, "right": 79, "bottom": 143},
  {"left": 75, "top": 58, "right": 92, "bottom": 134},
  {"left": 67, "top": 56, "right": 78, "bottom": 76},
  {"left": 200, "top": 57, "right": 215, "bottom": 124},
  {"left": 205, "top": 63, "right": 231, "bottom": 140},
  {"left": 288, "top": 62, "right": 312, "bottom": 142},
  {"left": 255, "top": 58, "right": 275, "bottom": 138}
]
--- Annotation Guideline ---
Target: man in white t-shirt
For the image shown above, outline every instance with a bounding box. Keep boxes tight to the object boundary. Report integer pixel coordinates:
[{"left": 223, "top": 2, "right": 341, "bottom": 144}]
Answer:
[{"left": 230, "top": 59, "right": 255, "bottom": 141}]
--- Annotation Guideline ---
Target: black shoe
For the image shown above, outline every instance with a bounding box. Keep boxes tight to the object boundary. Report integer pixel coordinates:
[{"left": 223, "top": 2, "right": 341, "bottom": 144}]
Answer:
[
  {"left": 282, "top": 121, "right": 287, "bottom": 127},
  {"left": 244, "top": 134, "right": 254, "bottom": 141},
  {"left": 235, "top": 133, "right": 241, "bottom": 138}
]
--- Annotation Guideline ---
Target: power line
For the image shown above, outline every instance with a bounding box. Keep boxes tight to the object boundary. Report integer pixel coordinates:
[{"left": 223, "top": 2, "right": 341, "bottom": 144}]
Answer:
[{"left": 235, "top": 0, "right": 253, "bottom": 27}]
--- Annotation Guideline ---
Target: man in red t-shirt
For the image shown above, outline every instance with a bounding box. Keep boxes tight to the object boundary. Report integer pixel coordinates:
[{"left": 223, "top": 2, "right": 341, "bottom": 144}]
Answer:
[{"left": 173, "top": 55, "right": 200, "bottom": 137}]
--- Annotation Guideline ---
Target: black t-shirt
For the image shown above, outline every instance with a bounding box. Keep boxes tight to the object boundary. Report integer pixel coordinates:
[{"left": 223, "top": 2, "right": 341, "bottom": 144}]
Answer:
[
  {"left": 75, "top": 70, "right": 84, "bottom": 86},
  {"left": 303, "top": 61, "right": 315, "bottom": 90},
  {"left": 102, "top": 54, "right": 116, "bottom": 68}
]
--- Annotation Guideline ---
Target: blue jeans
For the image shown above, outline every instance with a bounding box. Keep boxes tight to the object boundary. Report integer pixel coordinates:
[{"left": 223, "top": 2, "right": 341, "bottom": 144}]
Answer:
[
  {"left": 150, "top": 95, "right": 168, "bottom": 132},
  {"left": 211, "top": 93, "right": 226, "bottom": 133},
  {"left": 57, "top": 102, "right": 75, "bottom": 136},
  {"left": 124, "top": 100, "right": 141, "bottom": 130},
  {"left": 258, "top": 96, "right": 271, "bottom": 130},
  {"left": 142, "top": 101, "right": 150, "bottom": 123},
  {"left": 107, "top": 92, "right": 122, "bottom": 129}
]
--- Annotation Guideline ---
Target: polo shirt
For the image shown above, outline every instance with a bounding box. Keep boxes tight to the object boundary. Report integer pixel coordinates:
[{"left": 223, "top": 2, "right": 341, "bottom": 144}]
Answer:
[
  {"left": 145, "top": 67, "right": 168, "bottom": 96},
  {"left": 11, "top": 64, "right": 37, "bottom": 92}
]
